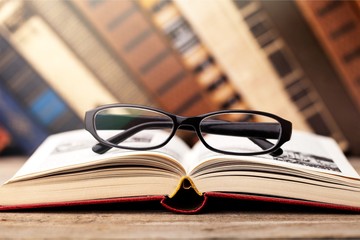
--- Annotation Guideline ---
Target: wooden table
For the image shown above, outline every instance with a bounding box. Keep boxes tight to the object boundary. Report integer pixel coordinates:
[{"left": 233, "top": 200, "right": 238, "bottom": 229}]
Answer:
[{"left": 1, "top": 156, "right": 360, "bottom": 239}]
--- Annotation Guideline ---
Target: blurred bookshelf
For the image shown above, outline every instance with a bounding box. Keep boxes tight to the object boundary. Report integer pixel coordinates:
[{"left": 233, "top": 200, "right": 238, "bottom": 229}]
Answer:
[{"left": 0, "top": 0, "right": 359, "bottom": 156}]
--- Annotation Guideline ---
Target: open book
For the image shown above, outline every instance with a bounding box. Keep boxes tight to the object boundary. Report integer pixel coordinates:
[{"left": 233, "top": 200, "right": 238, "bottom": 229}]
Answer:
[{"left": 1, "top": 129, "right": 360, "bottom": 213}]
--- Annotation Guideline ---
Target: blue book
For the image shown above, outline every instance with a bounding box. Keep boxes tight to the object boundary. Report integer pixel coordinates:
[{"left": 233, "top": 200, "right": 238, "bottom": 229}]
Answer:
[
  {"left": 0, "top": 35, "right": 82, "bottom": 155},
  {"left": 0, "top": 85, "right": 48, "bottom": 155}
]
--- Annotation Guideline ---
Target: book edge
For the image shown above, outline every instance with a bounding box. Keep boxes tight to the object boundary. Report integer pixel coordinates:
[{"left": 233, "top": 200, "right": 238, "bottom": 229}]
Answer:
[{"left": 2, "top": 192, "right": 360, "bottom": 213}]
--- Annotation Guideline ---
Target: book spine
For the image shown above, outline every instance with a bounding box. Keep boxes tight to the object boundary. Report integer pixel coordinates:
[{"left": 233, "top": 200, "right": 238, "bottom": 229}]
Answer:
[
  {"left": 233, "top": 1, "right": 348, "bottom": 148},
  {"left": 138, "top": 0, "right": 248, "bottom": 111},
  {"left": 0, "top": 30, "right": 83, "bottom": 133},
  {"left": 0, "top": 1, "right": 118, "bottom": 118},
  {"left": 70, "top": 0, "right": 214, "bottom": 116},
  {"left": 27, "top": 0, "right": 156, "bottom": 107},
  {"left": 0, "top": 84, "right": 48, "bottom": 155},
  {"left": 296, "top": 0, "right": 360, "bottom": 112},
  {"left": 258, "top": 0, "right": 360, "bottom": 155},
  {"left": 174, "top": 0, "right": 312, "bottom": 129},
  {"left": 174, "top": 0, "right": 349, "bottom": 150}
]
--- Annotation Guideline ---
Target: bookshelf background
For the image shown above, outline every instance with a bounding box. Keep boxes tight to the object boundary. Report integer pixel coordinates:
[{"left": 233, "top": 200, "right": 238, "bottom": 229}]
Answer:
[{"left": 0, "top": 0, "right": 359, "bottom": 156}]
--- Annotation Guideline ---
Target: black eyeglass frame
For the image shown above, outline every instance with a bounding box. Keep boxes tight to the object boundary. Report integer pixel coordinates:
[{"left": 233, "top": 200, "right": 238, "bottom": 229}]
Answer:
[{"left": 85, "top": 104, "right": 292, "bottom": 156}]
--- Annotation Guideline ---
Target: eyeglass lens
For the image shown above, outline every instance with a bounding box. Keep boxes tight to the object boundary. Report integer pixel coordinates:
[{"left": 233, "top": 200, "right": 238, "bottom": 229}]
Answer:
[
  {"left": 94, "top": 107, "right": 174, "bottom": 149},
  {"left": 200, "top": 113, "right": 281, "bottom": 154}
]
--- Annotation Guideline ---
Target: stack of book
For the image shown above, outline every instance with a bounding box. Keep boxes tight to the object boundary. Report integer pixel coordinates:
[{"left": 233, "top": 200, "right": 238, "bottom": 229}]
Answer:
[{"left": 0, "top": 0, "right": 359, "bottom": 156}]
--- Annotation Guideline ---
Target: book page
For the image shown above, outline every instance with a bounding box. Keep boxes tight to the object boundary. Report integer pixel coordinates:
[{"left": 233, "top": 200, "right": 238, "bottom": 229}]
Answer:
[
  {"left": 9, "top": 130, "right": 191, "bottom": 182},
  {"left": 185, "top": 131, "right": 359, "bottom": 178}
]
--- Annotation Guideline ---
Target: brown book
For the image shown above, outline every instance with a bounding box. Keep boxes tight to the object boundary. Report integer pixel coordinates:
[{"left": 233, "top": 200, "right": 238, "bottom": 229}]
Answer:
[
  {"left": 144, "top": 0, "right": 247, "bottom": 111},
  {"left": 175, "top": 0, "right": 358, "bottom": 153},
  {"left": 174, "top": 0, "right": 313, "bottom": 133},
  {"left": 70, "top": 0, "right": 213, "bottom": 116},
  {"left": 259, "top": 0, "right": 360, "bottom": 155},
  {"left": 296, "top": 0, "right": 360, "bottom": 112}
]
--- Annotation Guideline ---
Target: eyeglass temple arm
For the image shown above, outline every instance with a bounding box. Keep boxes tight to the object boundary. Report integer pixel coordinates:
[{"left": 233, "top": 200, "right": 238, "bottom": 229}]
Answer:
[
  {"left": 248, "top": 138, "right": 283, "bottom": 156},
  {"left": 92, "top": 117, "right": 281, "bottom": 155},
  {"left": 92, "top": 121, "right": 171, "bottom": 154},
  {"left": 200, "top": 122, "right": 280, "bottom": 138},
  {"left": 199, "top": 123, "right": 283, "bottom": 156}
]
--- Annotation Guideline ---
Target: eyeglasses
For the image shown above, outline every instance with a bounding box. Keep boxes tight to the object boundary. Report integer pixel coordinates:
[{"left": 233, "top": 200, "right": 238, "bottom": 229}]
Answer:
[{"left": 85, "top": 104, "right": 292, "bottom": 156}]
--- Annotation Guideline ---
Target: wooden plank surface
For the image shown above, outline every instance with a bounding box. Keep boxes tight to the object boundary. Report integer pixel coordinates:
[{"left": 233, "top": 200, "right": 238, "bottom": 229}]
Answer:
[{"left": 1, "top": 156, "right": 360, "bottom": 239}]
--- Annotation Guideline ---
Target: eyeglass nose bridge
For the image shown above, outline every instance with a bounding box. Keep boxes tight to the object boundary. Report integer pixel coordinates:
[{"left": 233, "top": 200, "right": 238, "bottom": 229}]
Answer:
[{"left": 174, "top": 116, "right": 202, "bottom": 135}]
